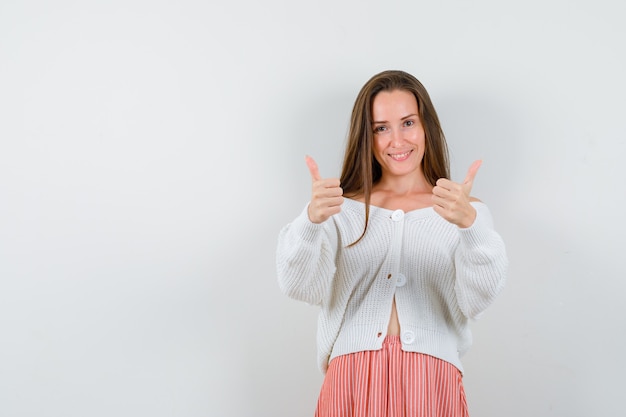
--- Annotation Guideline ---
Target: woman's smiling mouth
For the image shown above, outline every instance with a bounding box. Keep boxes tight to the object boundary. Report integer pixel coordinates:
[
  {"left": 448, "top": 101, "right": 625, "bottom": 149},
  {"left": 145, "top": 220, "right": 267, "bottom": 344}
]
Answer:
[{"left": 389, "top": 150, "right": 413, "bottom": 161}]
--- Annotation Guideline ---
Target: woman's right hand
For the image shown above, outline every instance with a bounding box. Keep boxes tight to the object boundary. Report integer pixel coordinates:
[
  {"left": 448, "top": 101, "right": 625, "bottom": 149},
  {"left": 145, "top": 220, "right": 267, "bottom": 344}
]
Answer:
[{"left": 305, "top": 155, "right": 344, "bottom": 224}]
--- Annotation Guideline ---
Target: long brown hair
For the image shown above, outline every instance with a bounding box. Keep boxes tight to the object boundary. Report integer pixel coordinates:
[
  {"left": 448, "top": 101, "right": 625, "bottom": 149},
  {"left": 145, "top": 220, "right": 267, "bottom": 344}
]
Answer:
[{"left": 340, "top": 70, "right": 450, "bottom": 245}]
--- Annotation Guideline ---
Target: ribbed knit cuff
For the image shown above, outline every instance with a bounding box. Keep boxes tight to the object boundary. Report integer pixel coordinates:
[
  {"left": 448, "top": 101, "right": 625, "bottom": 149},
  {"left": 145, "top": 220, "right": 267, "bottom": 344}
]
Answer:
[
  {"left": 457, "top": 204, "right": 493, "bottom": 249},
  {"left": 289, "top": 203, "right": 327, "bottom": 244}
]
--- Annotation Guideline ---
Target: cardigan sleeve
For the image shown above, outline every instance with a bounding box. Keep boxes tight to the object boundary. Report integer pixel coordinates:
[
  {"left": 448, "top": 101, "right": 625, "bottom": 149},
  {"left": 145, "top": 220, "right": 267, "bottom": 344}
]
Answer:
[
  {"left": 276, "top": 204, "right": 339, "bottom": 306},
  {"left": 454, "top": 203, "right": 508, "bottom": 319}
]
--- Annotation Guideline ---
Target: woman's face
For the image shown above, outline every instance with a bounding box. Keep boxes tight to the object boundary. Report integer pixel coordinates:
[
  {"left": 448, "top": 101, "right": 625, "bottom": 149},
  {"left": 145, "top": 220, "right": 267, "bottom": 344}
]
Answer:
[{"left": 371, "top": 89, "right": 426, "bottom": 179}]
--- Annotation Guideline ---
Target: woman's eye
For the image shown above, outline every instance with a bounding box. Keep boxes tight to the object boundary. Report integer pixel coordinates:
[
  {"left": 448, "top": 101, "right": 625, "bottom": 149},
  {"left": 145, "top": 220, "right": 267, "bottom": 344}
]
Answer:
[
  {"left": 374, "top": 126, "right": 387, "bottom": 133},
  {"left": 404, "top": 120, "right": 414, "bottom": 127}
]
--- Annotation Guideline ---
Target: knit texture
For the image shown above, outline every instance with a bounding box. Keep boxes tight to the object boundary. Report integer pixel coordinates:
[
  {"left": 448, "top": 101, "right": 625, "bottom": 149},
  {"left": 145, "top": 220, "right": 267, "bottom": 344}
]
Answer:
[{"left": 276, "top": 198, "right": 508, "bottom": 374}]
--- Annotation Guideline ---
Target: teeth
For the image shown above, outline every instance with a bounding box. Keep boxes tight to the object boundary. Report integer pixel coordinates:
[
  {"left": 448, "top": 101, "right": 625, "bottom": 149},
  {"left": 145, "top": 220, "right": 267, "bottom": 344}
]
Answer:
[{"left": 390, "top": 151, "right": 411, "bottom": 160}]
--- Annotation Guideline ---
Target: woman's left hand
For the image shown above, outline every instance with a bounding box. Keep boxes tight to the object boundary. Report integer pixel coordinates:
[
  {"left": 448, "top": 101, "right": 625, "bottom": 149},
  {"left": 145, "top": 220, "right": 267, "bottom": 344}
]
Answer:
[{"left": 432, "top": 160, "right": 482, "bottom": 228}]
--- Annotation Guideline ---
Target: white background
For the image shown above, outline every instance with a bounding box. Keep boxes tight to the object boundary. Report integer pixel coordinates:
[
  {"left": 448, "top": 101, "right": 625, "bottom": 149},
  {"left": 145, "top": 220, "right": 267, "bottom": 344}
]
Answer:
[{"left": 1, "top": 0, "right": 625, "bottom": 416}]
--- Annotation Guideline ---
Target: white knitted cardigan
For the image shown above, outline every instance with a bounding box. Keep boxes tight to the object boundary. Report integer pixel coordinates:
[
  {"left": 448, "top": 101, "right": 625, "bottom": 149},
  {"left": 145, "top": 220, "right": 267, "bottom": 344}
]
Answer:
[{"left": 276, "top": 198, "right": 508, "bottom": 374}]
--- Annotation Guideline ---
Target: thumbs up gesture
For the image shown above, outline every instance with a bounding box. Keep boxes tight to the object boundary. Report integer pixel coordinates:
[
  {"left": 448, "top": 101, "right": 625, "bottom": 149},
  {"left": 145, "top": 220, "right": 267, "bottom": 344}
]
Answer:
[
  {"left": 305, "top": 155, "right": 344, "bottom": 224},
  {"left": 432, "top": 160, "right": 482, "bottom": 228}
]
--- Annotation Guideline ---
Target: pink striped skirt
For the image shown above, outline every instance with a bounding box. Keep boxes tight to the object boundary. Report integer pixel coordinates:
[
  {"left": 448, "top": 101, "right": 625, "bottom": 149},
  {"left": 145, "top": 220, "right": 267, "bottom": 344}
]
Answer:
[{"left": 315, "top": 336, "right": 469, "bottom": 417}]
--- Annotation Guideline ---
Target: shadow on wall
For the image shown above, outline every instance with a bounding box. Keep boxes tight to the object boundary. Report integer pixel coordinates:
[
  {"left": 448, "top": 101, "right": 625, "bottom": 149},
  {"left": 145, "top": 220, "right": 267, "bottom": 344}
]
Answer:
[
  {"left": 288, "top": 83, "right": 357, "bottom": 179},
  {"left": 434, "top": 92, "right": 524, "bottom": 204}
]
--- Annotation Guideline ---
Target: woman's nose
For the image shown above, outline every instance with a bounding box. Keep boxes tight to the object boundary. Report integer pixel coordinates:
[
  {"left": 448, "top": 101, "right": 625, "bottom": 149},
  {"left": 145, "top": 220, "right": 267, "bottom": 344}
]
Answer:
[{"left": 390, "top": 129, "right": 403, "bottom": 146}]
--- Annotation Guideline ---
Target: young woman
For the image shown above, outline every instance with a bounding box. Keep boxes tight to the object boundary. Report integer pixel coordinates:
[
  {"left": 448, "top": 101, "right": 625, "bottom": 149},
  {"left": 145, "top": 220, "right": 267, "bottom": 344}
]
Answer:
[{"left": 276, "top": 70, "right": 508, "bottom": 417}]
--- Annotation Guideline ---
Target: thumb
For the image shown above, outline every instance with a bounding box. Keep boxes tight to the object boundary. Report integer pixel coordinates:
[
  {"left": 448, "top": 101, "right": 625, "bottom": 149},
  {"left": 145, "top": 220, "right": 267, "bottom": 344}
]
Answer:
[
  {"left": 305, "top": 155, "right": 322, "bottom": 181},
  {"left": 463, "top": 160, "right": 482, "bottom": 187}
]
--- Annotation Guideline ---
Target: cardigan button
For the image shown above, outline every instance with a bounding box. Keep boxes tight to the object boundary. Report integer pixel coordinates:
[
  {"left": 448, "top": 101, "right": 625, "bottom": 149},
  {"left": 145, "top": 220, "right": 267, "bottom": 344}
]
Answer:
[
  {"left": 395, "top": 273, "right": 407, "bottom": 287},
  {"left": 391, "top": 209, "right": 404, "bottom": 221},
  {"left": 402, "top": 331, "right": 415, "bottom": 344}
]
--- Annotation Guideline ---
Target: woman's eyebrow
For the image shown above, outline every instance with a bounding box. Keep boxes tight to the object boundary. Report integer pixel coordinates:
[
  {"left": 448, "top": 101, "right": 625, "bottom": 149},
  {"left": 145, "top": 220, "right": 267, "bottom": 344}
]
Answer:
[{"left": 372, "top": 113, "right": 418, "bottom": 124}]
